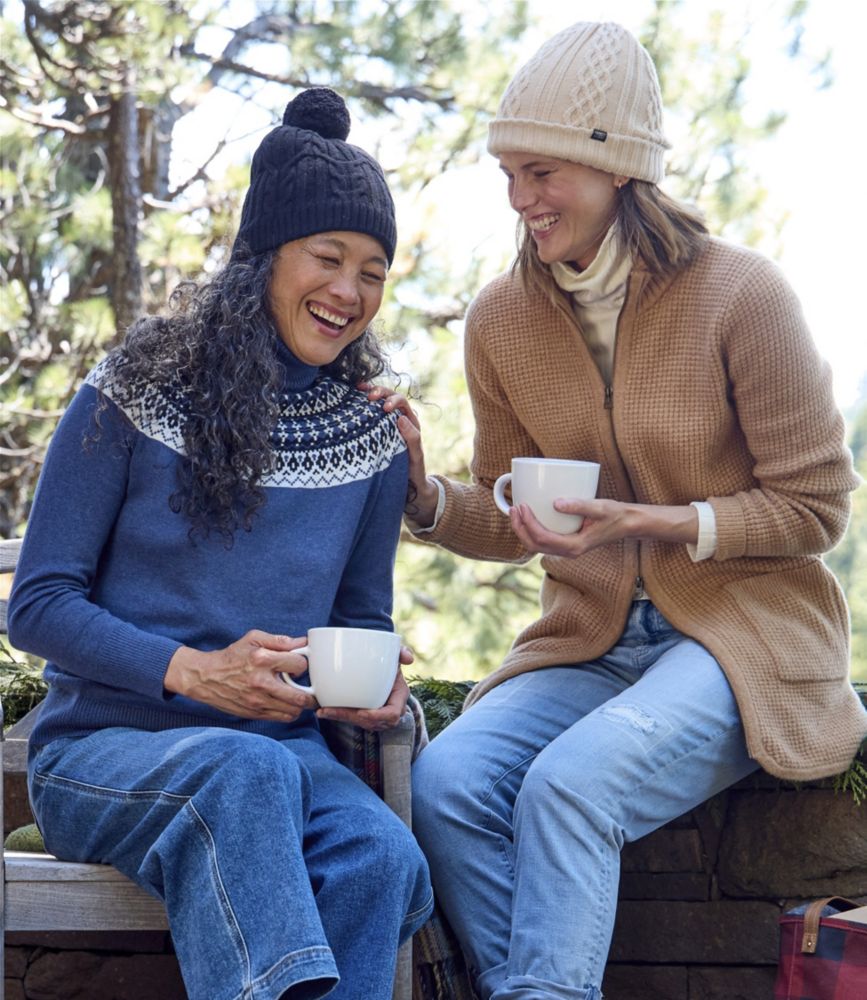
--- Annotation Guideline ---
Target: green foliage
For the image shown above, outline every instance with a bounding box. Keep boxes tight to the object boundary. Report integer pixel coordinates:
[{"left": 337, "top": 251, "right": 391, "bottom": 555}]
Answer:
[
  {"left": 408, "top": 675, "right": 475, "bottom": 740},
  {"left": 830, "top": 685, "right": 867, "bottom": 805},
  {"left": 640, "top": 2, "right": 810, "bottom": 247},
  {"left": 0, "top": 640, "right": 48, "bottom": 730},
  {"left": 833, "top": 756, "right": 867, "bottom": 807}
]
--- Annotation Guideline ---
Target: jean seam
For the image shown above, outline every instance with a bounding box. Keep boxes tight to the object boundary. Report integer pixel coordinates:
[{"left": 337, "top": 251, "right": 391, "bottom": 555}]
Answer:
[
  {"left": 480, "top": 753, "right": 539, "bottom": 882},
  {"left": 478, "top": 751, "right": 539, "bottom": 809},
  {"left": 583, "top": 839, "right": 614, "bottom": 995},
  {"left": 187, "top": 799, "right": 253, "bottom": 992}
]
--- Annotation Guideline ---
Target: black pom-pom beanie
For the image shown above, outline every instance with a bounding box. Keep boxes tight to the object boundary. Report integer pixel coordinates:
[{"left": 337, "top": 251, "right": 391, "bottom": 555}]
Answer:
[{"left": 235, "top": 87, "right": 396, "bottom": 264}]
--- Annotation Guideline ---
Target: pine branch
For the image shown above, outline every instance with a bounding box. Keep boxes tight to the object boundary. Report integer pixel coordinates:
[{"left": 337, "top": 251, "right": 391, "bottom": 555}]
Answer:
[
  {"left": 833, "top": 755, "right": 867, "bottom": 807},
  {"left": 408, "top": 676, "right": 475, "bottom": 740},
  {"left": 0, "top": 640, "right": 48, "bottom": 729}
]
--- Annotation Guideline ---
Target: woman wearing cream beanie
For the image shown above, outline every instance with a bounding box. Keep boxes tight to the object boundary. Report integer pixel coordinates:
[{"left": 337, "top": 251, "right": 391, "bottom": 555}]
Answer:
[
  {"left": 379, "top": 20, "right": 863, "bottom": 1000},
  {"left": 487, "top": 20, "right": 668, "bottom": 182}
]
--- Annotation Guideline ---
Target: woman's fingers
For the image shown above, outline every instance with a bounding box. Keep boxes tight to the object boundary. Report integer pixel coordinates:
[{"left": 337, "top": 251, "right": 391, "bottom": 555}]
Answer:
[
  {"left": 365, "top": 384, "right": 421, "bottom": 429},
  {"left": 365, "top": 390, "right": 440, "bottom": 525},
  {"left": 317, "top": 672, "right": 410, "bottom": 731},
  {"left": 509, "top": 498, "right": 634, "bottom": 557},
  {"left": 509, "top": 505, "right": 578, "bottom": 556},
  {"left": 177, "top": 632, "right": 317, "bottom": 720}
]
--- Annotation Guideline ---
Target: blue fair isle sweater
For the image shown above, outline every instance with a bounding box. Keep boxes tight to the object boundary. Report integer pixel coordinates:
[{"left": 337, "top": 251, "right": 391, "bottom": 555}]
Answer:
[{"left": 9, "top": 340, "right": 408, "bottom": 748}]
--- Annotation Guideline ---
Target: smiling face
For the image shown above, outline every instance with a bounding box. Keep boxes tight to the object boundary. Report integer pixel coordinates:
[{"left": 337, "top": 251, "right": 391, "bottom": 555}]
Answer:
[
  {"left": 269, "top": 231, "right": 388, "bottom": 367},
  {"left": 498, "top": 152, "right": 626, "bottom": 271}
]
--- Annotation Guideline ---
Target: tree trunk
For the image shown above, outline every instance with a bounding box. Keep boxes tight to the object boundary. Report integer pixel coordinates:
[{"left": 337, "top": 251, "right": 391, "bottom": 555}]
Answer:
[{"left": 108, "top": 66, "right": 143, "bottom": 339}]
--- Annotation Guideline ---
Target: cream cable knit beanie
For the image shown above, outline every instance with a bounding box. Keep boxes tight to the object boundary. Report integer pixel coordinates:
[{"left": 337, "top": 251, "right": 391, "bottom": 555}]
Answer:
[{"left": 487, "top": 21, "right": 670, "bottom": 183}]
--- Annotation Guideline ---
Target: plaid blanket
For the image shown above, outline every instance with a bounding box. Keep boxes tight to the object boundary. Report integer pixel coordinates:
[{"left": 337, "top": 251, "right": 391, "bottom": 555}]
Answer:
[
  {"left": 321, "top": 695, "right": 429, "bottom": 796},
  {"left": 413, "top": 906, "right": 477, "bottom": 1000}
]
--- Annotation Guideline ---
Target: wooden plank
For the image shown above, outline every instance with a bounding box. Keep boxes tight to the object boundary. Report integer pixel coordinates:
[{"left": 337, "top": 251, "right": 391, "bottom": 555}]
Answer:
[
  {"left": 2, "top": 737, "right": 28, "bottom": 774},
  {"left": 0, "top": 537, "right": 23, "bottom": 574},
  {"left": 5, "top": 704, "right": 41, "bottom": 741},
  {"left": 6, "top": 853, "right": 141, "bottom": 883},
  {"left": 5, "top": 879, "right": 168, "bottom": 931}
]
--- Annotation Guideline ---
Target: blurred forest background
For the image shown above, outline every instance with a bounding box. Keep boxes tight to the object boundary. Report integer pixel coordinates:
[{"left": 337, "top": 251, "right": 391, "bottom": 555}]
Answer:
[{"left": 1, "top": 0, "right": 865, "bottom": 686}]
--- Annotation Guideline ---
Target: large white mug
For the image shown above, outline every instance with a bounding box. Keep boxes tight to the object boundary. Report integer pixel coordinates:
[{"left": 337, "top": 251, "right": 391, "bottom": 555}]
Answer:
[
  {"left": 281, "top": 626, "right": 401, "bottom": 709},
  {"left": 493, "top": 457, "right": 600, "bottom": 534}
]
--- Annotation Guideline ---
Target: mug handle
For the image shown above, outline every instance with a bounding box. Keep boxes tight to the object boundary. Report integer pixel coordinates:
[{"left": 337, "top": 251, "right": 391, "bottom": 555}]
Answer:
[
  {"left": 492, "top": 472, "right": 513, "bottom": 515},
  {"left": 279, "top": 644, "right": 315, "bottom": 695}
]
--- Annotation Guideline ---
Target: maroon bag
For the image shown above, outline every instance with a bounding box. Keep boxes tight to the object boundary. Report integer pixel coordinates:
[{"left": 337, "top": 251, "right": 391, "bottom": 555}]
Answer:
[{"left": 775, "top": 896, "right": 867, "bottom": 999}]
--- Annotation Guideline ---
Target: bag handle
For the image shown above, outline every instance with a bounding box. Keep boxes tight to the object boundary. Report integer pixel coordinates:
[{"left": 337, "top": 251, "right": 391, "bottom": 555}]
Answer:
[{"left": 800, "top": 896, "right": 861, "bottom": 954}]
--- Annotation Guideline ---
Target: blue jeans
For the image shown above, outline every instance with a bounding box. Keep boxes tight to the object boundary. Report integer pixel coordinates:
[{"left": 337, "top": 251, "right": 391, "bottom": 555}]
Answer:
[
  {"left": 412, "top": 602, "right": 757, "bottom": 1000},
  {"left": 29, "top": 726, "right": 433, "bottom": 1000}
]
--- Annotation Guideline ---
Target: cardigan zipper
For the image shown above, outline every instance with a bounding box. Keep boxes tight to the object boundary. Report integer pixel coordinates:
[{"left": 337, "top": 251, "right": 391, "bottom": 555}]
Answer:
[{"left": 602, "top": 381, "right": 644, "bottom": 598}]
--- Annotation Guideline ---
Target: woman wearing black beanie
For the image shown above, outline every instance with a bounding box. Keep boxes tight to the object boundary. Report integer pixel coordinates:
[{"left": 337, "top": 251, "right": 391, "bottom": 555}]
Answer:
[{"left": 9, "top": 87, "right": 432, "bottom": 1000}]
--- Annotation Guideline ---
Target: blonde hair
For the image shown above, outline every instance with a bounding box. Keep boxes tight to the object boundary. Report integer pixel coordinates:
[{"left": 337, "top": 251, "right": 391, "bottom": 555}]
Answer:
[{"left": 514, "top": 181, "right": 708, "bottom": 303}]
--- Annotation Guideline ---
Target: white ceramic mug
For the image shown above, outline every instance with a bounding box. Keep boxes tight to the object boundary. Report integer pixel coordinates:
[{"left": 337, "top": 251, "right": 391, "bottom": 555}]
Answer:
[
  {"left": 281, "top": 626, "right": 401, "bottom": 709},
  {"left": 493, "top": 457, "right": 600, "bottom": 534}
]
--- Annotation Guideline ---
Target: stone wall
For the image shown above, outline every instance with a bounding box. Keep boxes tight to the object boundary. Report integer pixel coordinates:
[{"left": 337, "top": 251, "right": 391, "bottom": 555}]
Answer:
[
  {"left": 606, "top": 766, "right": 867, "bottom": 999},
  {"left": 5, "top": 757, "right": 867, "bottom": 999}
]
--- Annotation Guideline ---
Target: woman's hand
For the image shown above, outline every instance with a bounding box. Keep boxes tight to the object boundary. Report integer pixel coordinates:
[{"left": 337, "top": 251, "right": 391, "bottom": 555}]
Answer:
[
  {"left": 317, "top": 645, "right": 415, "bottom": 731},
  {"left": 164, "top": 630, "right": 317, "bottom": 722},
  {"left": 510, "top": 498, "right": 699, "bottom": 557},
  {"left": 362, "top": 382, "right": 439, "bottom": 527}
]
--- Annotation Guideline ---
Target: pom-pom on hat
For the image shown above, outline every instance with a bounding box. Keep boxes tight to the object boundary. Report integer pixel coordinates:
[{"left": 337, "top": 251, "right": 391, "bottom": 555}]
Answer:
[
  {"left": 235, "top": 87, "right": 397, "bottom": 264},
  {"left": 487, "top": 22, "right": 670, "bottom": 183}
]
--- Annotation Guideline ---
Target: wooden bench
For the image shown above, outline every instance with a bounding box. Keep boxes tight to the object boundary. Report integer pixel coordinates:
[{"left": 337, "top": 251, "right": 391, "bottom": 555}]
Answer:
[{"left": 1, "top": 536, "right": 417, "bottom": 999}]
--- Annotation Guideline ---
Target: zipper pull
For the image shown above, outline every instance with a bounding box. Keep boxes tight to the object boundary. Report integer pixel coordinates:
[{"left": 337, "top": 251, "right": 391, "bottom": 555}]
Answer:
[
  {"left": 633, "top": 576, "right": 645, "bottom": 600},
  {"left": 604, "top": 384, "right": 613, "bottom": 409}
]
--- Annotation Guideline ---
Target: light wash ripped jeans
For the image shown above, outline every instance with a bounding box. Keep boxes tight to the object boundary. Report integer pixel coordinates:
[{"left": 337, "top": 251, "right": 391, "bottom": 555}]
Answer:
[
  {"left": 412, "top": 602, "right": 757, "bottom": 1000},
  {"left": 29, "top": 725, "right": 433, "bottom": 1000}
]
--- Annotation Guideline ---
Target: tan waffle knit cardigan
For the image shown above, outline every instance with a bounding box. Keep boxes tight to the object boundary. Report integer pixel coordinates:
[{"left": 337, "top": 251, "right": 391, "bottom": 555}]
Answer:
[{"left": 419, "top": 237, "right": 865, "bottom": 781}]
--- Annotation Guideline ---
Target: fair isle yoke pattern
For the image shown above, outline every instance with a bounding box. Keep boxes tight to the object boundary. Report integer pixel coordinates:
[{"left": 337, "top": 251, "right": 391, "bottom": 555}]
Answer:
[{"left": 86, "top": 356, "right": 406, "bottom": 490}]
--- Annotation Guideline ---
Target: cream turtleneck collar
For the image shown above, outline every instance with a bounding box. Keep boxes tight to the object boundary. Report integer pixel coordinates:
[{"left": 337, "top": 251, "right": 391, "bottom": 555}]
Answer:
[{"left": 550, "top": 226, "right": 632, "bottom": 384}]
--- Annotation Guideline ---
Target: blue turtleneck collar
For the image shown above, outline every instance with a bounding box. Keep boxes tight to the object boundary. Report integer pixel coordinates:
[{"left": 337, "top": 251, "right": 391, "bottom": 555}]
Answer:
[{"left": 273, "top": 336, "right": 323, "bottom": 393}]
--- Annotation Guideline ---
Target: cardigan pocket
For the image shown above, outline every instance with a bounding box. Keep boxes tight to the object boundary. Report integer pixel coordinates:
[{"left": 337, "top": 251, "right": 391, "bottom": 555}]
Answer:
[{"left": 724, "top": 565, "right": 850, "bottom": 683}]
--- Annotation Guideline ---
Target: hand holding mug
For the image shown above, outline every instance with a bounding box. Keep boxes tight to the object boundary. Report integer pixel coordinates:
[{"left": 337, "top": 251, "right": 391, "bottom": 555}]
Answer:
[
  {"left": 281, "top": 626, "right": 402, "bottom": 710},
  {"left": 164, "top": 630, "right": 316, "bottom": 722},
  {"left": 493, "top": 458, "right": 600, "bottom": 534},
  {"left": 511, "top": 495, "right": 700, "bottom": 559}
]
